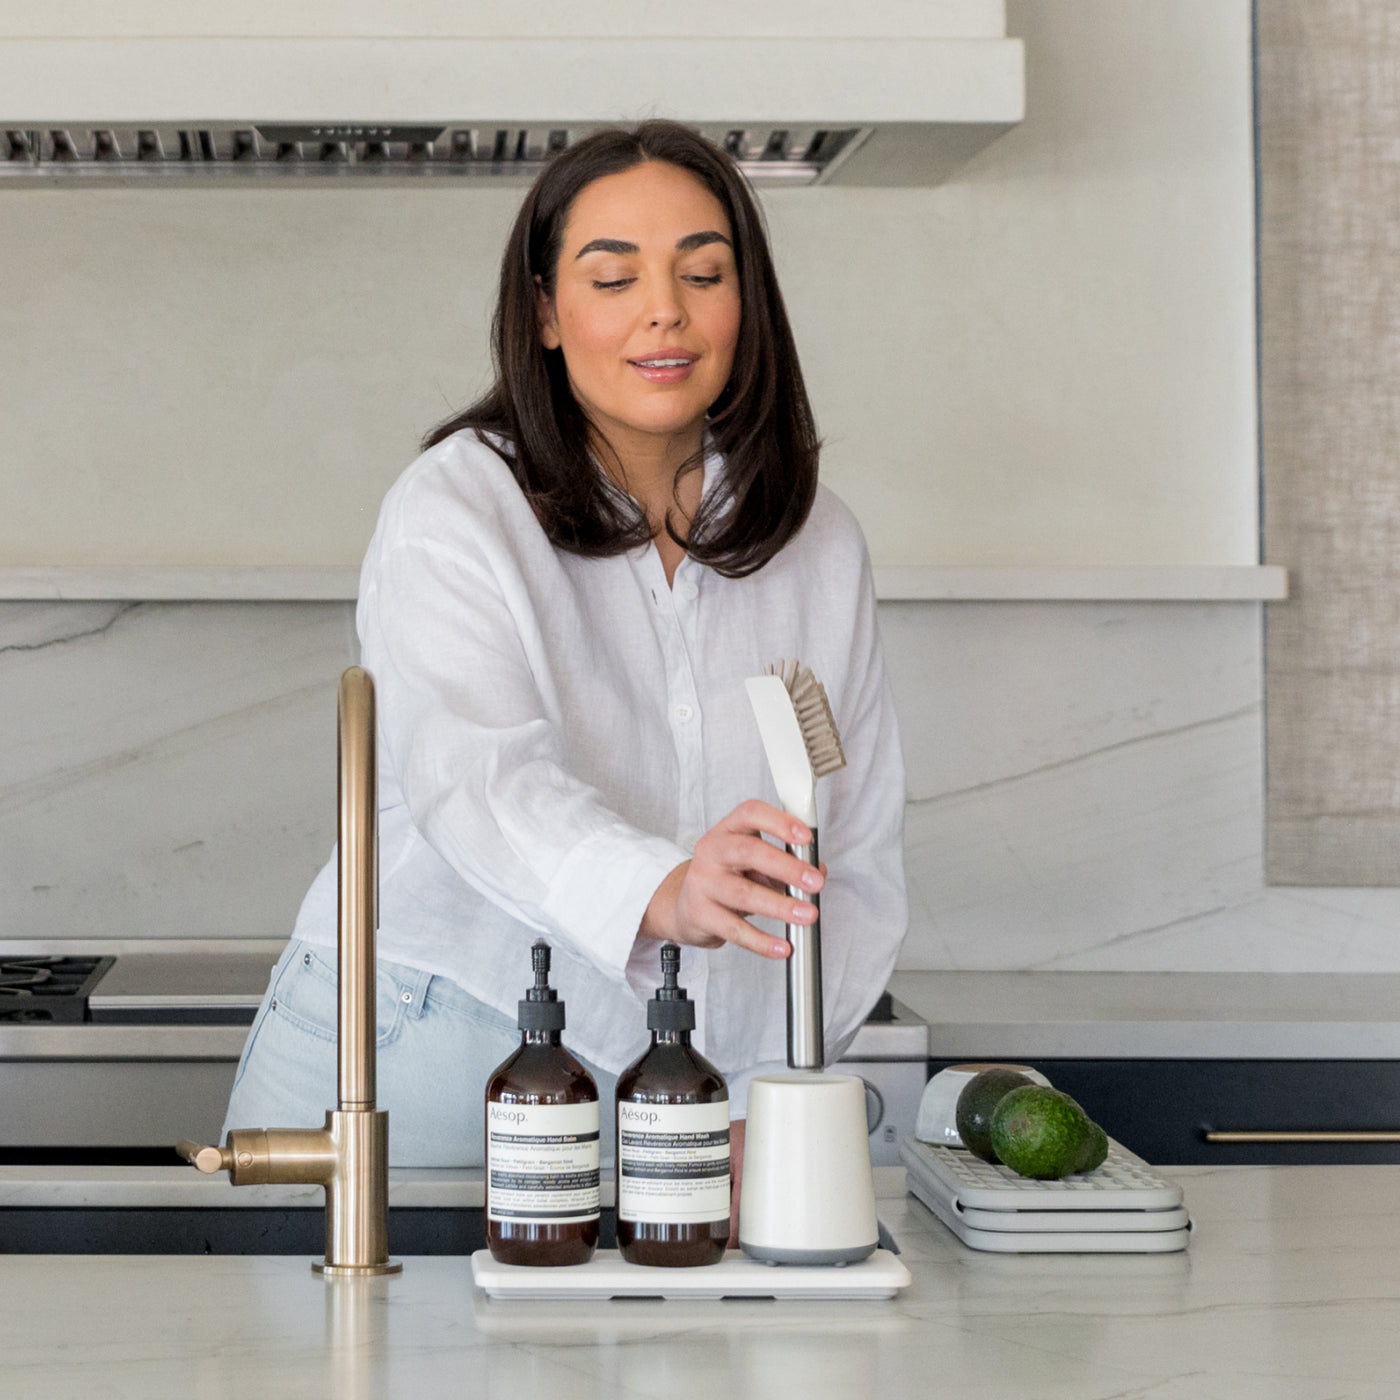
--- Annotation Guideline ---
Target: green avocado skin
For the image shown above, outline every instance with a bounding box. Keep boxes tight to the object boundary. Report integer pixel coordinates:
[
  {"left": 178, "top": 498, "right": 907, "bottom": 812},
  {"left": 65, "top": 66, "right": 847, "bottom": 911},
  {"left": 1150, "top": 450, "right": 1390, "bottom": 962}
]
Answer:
[
  {"left": 989, "top": 1086, "right": 1092, "bottom": 1180},
  {"left": 1075, "top": 1120, "right": 1109, "bottom": 1174},
  {"left": 954, "top": 1069, "right": 1035, "bottom": 1164}
]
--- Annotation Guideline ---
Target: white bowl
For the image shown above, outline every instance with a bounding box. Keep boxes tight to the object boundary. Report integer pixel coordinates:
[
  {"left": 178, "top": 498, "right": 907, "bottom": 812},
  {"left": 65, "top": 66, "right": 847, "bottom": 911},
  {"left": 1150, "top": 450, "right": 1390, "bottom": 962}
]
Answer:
[{"left": 914, "top": 1063, "right": 1051, "bottom": 1147}]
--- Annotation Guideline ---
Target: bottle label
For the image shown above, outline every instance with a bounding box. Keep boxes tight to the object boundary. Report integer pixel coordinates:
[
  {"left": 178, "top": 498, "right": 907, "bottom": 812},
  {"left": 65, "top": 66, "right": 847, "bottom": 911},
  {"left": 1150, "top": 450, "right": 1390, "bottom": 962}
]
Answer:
[
  {"left": 487, "top": 1100, "right": 601, "bottom": 1224},
  {"left": 617, "top": 1099, "right": 731, "bottom": 1224}
]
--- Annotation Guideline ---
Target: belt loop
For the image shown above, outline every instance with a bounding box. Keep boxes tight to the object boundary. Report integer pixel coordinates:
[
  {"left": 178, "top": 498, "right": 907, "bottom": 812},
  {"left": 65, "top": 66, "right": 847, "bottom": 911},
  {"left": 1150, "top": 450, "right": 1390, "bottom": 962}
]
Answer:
[{"left": 397, "top": 966, "right": 432, "bottom": 1021}]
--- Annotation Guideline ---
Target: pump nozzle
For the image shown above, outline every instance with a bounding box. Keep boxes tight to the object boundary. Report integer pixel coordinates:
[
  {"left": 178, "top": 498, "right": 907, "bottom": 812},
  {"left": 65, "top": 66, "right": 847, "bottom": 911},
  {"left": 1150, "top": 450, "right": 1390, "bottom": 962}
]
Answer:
[
  {"left": 526, "top": 939, "right": 556, "bottom": 1001},
  {"left": 518, "top": 939, "right": 565, "bottom": 1030},
  {"left": 648, "top": 942, "right": 695, "bottom": 1032},
  {"left": 657, "top": 943, "right": 683, "bottom": 999}
]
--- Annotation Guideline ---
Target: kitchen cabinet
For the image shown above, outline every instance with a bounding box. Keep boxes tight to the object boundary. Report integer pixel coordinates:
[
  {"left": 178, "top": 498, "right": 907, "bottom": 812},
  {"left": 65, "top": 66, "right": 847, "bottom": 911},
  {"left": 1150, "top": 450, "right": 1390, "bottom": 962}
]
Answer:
[
  {"left": 895, "top": 970, "right": 1400, "bottom": 1166},
  {"left": 928, "top": 1057, "right": 1400, "bottom": 1165}
]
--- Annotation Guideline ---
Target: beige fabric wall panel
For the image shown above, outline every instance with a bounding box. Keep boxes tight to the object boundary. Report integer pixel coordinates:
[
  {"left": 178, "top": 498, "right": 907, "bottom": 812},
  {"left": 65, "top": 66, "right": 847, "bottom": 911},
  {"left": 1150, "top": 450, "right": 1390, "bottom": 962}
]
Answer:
[{"left": 1261, "top": 3, "right": 1400, "bottom": 883}]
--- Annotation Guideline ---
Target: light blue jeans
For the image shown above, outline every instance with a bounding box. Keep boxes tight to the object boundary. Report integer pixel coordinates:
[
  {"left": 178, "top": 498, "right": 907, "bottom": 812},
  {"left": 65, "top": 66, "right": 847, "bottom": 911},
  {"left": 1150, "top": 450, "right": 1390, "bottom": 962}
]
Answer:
[{"left": 223, "top": 939, "right": 618, "bottom": 1167}]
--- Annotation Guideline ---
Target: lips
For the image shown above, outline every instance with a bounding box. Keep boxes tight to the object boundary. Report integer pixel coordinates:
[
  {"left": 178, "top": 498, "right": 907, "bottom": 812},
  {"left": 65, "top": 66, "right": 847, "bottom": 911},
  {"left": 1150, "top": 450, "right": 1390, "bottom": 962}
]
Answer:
[{"left": 628, "top": 348, "right": 698, "bottom": 383}]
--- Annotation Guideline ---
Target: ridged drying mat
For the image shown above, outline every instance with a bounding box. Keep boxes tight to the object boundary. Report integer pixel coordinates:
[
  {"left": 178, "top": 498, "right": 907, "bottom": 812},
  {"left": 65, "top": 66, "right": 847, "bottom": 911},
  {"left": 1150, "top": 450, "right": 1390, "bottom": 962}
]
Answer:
[
  {"left": 900, "top": 1135, "right": 1191, "bottom": 1254},
  {"left": 471, "top": 1247, "right": 911, "bottom": 1300}
]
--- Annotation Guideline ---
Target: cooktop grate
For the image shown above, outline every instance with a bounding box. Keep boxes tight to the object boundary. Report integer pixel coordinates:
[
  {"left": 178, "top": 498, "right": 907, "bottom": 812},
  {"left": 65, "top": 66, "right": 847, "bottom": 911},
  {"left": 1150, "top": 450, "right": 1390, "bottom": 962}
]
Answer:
[{"left": 0, "top": 956, "right": 114, "bottom": 1024}]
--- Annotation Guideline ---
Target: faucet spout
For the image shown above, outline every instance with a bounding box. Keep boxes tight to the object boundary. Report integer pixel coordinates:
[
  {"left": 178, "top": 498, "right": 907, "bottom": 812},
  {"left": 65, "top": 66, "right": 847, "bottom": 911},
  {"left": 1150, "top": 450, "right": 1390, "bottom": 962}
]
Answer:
[
  {"left": 337, "top": 663, "right": 378, "bottom": 1113},
  {"left": 177, "top": 666, "right": 400, "bottom": 1277}
]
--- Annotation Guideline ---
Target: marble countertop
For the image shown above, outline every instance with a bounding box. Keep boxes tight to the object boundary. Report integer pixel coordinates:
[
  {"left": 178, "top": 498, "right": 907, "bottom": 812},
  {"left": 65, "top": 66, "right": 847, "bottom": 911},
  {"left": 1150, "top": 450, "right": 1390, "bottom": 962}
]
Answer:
[
  {"left": 890, "top": 969, "right": 1400, "bottom": 1058},
  {"left": 5, "top": 1164, "right": 1400, "bottom": 1399}
]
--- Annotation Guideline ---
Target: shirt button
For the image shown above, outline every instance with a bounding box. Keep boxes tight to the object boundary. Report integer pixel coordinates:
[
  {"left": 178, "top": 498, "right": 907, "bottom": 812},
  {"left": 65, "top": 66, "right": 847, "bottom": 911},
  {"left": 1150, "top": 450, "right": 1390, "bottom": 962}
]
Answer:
[
  {"left": 674, "top": 703, "right": 694, "bottom": 722},
  {"left": 678, "top": 580, "right": 698, "bottom": 601}
]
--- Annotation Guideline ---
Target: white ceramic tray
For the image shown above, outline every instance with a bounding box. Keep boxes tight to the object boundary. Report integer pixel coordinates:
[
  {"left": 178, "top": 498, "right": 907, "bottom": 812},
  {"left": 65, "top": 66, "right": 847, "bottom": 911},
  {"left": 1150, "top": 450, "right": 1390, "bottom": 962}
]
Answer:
[
  {"left": 900, "top": 1136, "right": 1191, "bottom": 1254},
  {"left": 900, "top": 1135, "right": 1185, "bottom": 1212},
  {"left": 913, "top": 1184, "right": 1192, "bottom": 1254},
  {"left": 955, "top": 1201, "right": 1190, "bottom": 1233},
  {"left": 471, "top": 1247, "right": 912, "bottom": 1301}
]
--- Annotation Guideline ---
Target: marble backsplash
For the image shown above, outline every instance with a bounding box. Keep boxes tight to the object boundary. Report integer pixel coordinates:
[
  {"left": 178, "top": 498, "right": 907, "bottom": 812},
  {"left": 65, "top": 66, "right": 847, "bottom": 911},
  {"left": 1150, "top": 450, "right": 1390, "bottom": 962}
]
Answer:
[{"left": 4, "top": 598, "right": 1397, "bottom": 970}]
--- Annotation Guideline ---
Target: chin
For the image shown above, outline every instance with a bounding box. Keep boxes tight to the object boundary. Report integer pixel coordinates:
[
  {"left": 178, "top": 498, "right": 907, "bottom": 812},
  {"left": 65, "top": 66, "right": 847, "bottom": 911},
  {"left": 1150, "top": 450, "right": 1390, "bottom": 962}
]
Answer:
[{"left": 616, "top": 408, "right": 712, "bottom": 439}]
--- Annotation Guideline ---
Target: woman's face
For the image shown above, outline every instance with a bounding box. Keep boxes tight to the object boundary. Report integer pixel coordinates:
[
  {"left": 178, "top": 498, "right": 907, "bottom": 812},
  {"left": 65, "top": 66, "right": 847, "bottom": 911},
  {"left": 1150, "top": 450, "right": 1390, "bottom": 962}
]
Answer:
[{"left": 539, "top": 160, "right": 742, "bottom": 463}]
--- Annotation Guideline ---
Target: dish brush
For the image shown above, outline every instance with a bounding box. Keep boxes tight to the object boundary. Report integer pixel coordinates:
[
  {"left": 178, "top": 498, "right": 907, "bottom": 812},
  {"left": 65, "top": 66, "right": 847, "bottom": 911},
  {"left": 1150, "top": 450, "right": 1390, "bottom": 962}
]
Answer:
[{"left": 744, "top": 659, "right": 847, "bottom": 1070}]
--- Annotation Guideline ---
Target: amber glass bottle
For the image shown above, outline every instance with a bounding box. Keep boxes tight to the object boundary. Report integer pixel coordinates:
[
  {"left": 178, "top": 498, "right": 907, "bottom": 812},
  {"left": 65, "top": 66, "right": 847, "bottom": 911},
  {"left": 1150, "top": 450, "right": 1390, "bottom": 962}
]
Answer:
[
  {"left": 485, "top": 940, "right": 600, "bottom": 1266},
  {"left": 615, "top": 943, "right": 730, "bottom": 1267}
]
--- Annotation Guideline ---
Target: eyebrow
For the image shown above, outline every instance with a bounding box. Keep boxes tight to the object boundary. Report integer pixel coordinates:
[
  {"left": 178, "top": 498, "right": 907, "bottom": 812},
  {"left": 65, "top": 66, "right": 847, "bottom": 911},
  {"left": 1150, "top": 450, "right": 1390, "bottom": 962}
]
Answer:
[{"left": 574, "top": 230, "right": 732, "bottom": 259}]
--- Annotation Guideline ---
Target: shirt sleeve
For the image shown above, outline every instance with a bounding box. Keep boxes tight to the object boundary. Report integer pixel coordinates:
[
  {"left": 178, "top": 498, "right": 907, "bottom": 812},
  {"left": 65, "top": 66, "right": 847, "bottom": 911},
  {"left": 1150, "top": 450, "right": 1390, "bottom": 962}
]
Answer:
[
  {"left": 813, "top": 535, "right": 910, "bottom": 1068},
  {"left": 359, "top": 536, "right": 689, "bottom": 988}
]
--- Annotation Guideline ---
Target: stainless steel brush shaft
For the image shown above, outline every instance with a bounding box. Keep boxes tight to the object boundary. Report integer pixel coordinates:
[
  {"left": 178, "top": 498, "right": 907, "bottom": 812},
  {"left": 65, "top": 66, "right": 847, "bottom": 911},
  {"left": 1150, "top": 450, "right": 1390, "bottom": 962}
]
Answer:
[{"left": 785, "top": 833, "right": 825, "bottom": 1070}]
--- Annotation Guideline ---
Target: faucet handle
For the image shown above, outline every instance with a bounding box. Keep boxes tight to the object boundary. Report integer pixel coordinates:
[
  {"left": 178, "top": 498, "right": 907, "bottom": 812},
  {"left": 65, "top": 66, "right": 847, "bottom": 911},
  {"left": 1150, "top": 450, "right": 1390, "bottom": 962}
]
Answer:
[{"left": 176, "top": 1139, "right": 234, "bottom": 1174}]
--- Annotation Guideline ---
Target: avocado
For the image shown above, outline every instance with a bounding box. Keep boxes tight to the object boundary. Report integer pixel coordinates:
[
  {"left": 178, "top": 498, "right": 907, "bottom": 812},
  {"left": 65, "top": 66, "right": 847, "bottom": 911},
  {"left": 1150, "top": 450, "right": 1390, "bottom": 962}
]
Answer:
[
  {"left": 1074, "top": 1119, "right": 1109, "bottom": 1174},
  {"left": 954, "top": 1068, "right": 1035, "bottom": 1164},
  {"left": 989, "top": 1085, "right": 1092, "bottom": 1180}
]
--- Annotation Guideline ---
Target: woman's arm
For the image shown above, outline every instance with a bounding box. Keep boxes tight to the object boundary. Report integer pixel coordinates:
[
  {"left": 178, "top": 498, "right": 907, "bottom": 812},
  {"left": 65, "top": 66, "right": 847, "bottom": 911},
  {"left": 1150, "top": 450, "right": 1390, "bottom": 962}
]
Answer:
[
  {"left": 362, "top": 538, "right": 689, "bottom": 985},
  {"left": 361, "top": 537, "right": 828, "bottom": 983}
]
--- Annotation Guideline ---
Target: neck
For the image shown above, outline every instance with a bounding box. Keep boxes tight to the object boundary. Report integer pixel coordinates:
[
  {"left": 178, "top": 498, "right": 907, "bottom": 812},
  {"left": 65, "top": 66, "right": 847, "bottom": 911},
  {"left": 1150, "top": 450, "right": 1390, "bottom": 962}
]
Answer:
[{"left": 591, "top": 423, "right": 706, "bottom": 537}]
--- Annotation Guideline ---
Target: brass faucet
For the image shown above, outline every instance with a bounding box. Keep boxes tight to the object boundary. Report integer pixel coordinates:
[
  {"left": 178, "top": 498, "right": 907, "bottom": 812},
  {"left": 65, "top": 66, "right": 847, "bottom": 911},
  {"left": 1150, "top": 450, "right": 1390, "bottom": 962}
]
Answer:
[{"left": 178, "top": 666, "right": 401, "bottom": 1277}]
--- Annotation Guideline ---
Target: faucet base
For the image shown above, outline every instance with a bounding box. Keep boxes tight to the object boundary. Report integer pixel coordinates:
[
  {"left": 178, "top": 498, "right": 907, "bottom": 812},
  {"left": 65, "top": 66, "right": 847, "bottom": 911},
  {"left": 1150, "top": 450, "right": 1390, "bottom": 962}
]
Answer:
[{"left": 313, "top": 1260, "right": 404, "bottom": 1277}]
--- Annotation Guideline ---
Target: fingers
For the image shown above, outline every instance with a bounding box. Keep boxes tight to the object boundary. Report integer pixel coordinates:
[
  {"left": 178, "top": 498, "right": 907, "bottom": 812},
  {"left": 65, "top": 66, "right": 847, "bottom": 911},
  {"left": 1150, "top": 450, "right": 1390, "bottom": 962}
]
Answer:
[
  {"left": 650, "top": 800, "right": 828, "bottom": 962},
  {"left": 722, "top": 799, "right": 813, "bottom": 849},
  {"left": 697, "top": 827, "right": 824, "bottom": 895},
  {"left": 714, "top": 912, "right": 788, "bottom": 959},
  {"left": 665, "top": 866, "right": 790, "bottom": 959},
  {"left": 711, "top": 870, "right": 817, "bottom": 926}
]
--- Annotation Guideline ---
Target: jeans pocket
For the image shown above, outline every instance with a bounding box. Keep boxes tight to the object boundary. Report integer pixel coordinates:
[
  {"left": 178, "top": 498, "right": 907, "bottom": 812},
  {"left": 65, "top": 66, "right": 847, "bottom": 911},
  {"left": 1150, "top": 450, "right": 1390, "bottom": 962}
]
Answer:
[{"left": 273, "top": 946, "right": 407, "bottom": 1049}]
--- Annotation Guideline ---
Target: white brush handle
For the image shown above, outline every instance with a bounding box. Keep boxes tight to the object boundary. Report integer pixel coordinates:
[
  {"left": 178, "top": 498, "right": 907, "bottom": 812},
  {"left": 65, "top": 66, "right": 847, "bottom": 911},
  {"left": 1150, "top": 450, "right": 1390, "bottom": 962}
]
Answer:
[{"left": 744, "top": 676, "right": 818, "bottom": 827}]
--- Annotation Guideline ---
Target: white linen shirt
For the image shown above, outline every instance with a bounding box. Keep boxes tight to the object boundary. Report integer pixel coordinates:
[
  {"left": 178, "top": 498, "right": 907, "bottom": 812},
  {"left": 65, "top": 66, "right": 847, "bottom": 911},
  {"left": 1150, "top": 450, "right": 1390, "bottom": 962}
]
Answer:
[{"left": 291, "top": 429, "right": 907, "bottom": 1114}]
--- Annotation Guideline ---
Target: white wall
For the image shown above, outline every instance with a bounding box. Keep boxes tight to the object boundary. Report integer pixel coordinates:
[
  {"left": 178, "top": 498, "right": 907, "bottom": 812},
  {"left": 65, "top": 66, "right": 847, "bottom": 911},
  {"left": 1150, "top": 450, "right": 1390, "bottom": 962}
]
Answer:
[
  {"left": 12, "top": 4, "right": 1353, "bottom": 974},
  {"left": 0, "top": 1, "right": 1256, "bottom": 569}
]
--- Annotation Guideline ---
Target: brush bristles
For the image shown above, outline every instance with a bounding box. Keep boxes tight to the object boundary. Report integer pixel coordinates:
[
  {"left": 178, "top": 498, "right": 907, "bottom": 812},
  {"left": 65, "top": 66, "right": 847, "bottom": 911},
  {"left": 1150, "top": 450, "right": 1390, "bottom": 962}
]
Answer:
[{"left": 765, "top": 658, "right": 848, "bottom": 780}]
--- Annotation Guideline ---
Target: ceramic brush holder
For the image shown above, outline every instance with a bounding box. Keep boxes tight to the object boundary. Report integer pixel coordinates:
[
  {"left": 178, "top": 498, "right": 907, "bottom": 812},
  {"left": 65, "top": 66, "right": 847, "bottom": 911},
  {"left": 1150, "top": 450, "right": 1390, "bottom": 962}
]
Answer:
[{"left": 738, "top": 1072, "right": 879, "bottom": 1266}]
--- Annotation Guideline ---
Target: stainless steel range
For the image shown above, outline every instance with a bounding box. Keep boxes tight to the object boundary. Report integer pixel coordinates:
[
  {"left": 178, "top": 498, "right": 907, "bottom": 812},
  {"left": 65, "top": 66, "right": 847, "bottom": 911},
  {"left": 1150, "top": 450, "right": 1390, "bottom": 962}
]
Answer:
[
  {"left": 0, "top": 942, "right": 929, "bottom": 1165},
  {"left": 0, "top": 941, "right": 275, "bottom": 1160},
  {"left": 0, "top": 956, "right": 114, "bottom": 1023}
]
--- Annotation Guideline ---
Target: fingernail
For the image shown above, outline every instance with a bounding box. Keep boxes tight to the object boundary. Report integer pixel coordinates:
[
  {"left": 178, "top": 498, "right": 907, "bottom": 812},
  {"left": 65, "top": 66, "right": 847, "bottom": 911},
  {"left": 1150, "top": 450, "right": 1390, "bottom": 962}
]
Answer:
[
  {"left": 790, "top": 903, "right": 814, "bottom": 922},
  {"left": 801, "top": 870, "right": 821, "bottom": 890},
  {"left": 773, "top": 938, "right": 791, "bottom": 957},
  {"left": 791, "top": 824, "right": 809, "bottom": 842}
]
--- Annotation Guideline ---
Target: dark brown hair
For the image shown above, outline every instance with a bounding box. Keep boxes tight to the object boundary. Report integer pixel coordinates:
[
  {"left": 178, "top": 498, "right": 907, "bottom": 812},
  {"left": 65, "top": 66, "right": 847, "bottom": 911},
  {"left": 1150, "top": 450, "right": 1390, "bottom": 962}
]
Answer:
[{"left": 422, "top": 120, "right": 819, "bottom": 577}]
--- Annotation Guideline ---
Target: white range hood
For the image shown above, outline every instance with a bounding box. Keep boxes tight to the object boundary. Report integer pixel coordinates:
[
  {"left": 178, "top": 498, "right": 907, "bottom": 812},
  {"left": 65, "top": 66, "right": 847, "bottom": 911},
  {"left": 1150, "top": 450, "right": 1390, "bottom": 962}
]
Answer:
[{"left": 0, "top": 28, "right": 1024, "bottom": 187}]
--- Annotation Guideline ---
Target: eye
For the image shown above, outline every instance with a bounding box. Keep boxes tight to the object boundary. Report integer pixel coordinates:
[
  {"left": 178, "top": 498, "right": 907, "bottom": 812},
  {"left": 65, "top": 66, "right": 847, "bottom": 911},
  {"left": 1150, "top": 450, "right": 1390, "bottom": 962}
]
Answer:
[
  {"left": 685, "top": 274, "right": 724, "bottom": 286},
  {"left": 591, "top": 278, "right": 636, "bottom": 291}
]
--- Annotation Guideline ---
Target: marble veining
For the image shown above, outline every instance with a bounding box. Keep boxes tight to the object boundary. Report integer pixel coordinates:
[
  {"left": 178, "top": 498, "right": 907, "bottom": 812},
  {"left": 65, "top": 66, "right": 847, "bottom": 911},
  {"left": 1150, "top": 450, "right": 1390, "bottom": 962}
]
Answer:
[
  {"left": 5, "top": 1167, "right": 1400, "bottom": 1399},
  {"left": 5, "top": 597, "right": 1400, "bottom": 971}
]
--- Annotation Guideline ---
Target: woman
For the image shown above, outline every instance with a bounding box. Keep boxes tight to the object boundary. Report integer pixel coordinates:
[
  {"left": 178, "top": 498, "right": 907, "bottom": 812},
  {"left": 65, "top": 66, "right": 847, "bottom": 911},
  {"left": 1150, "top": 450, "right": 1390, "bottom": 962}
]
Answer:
[{"left": 224, "top": 121, "right": 907, "bottom": 1220}]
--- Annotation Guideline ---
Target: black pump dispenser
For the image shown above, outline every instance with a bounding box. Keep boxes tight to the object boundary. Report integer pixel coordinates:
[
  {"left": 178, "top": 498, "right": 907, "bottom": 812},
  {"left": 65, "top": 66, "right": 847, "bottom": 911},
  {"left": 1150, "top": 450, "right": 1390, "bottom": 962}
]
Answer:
[
  {"left": 647, "top": 942, "right": 696, "bottom": 1033},
  {"left": 486, "top": 938, "right": 599, "bottom": 1266},
  {"left": 615, "top": 942, "right": 729, "bottom": 1266},
  {"left": 518, "top": 939, "right": 566, "bottom": 1032}
]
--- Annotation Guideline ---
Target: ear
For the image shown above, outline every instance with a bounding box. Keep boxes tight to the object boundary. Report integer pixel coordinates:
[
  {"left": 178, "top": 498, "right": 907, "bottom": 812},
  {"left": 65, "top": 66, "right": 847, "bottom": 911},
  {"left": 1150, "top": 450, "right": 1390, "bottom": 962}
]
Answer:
[{"left": 535, "top": 275, "right": 561, "bottom": 351}]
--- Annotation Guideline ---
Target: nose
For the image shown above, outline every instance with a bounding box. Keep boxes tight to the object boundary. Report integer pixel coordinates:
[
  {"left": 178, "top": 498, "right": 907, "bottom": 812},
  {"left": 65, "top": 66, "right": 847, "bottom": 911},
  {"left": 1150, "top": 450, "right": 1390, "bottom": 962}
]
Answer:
[{"left": 643, "top": 275, "right": 685, "bottom": 329}]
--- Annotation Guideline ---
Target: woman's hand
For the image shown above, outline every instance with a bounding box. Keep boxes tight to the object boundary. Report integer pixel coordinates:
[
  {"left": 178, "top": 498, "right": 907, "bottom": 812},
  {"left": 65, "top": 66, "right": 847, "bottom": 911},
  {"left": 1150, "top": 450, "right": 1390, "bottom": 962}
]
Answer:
[{"left": 639, "top": 800, "right": 825, "bottom": 959}]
